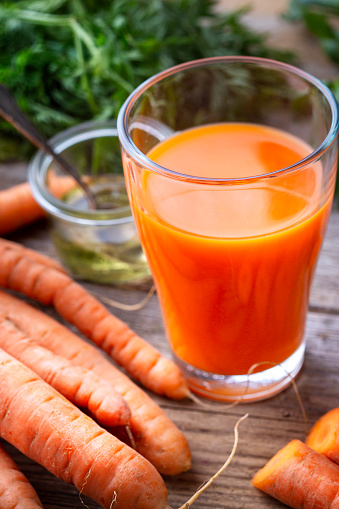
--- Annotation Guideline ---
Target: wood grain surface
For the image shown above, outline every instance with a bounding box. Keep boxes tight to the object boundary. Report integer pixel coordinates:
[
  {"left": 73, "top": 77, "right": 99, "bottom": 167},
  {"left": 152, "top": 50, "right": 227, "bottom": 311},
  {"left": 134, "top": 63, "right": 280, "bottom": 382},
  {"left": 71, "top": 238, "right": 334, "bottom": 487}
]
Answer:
[
  {"left": 1, "top": 160, "right": 339, "bottom": 509},
  {"left": 1, "top": 1, "right": 339, "bottom": 507}
]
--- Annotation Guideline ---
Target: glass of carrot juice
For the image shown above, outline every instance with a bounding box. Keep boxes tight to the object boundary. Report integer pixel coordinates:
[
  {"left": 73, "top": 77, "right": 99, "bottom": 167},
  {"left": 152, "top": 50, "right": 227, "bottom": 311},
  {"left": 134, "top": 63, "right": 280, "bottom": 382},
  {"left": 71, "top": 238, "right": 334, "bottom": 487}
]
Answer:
[{"left": 117, "top": 57, "right": 338, "bottom": 402}]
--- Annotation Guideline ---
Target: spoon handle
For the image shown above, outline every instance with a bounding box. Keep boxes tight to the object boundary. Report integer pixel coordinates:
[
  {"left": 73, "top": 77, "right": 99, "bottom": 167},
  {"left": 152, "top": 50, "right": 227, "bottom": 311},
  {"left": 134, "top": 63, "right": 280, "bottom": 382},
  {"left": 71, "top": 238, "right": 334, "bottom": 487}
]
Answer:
[{"left": 0, "top": 84, "right": 97, "bottom": 209}]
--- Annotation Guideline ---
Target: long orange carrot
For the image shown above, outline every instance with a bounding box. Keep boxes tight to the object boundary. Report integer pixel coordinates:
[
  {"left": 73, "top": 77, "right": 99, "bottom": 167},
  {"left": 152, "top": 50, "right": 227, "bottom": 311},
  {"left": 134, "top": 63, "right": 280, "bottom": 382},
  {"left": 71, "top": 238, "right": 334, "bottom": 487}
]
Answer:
[
  {"left": 0, "top": 442, "right": 43, "bottom": 508},
  {"left": 252, "top": 439, "right": 339, "bottom": 509},
  {"left": 306, "top": 407, "right": 339, "bottom": 464},
  {"left": 0, "top": 182, "right": 43, "bottom": 235},
  {"left": 0, "top": 348, "right": 170, "bottom": 509},
  {"left": 0, "top": 237, "right": 65, "bottom": 272},
  {"left": 0, "top": 174, "right": 76, "bottom": 236},
  {"left": 0, "top": 238, "right": 189, "bottom": 401},
  {"left": 0, "top": 289, "right": 191, "bottom": 475},
  {"left": 0, "top": 313, "right": 130, "bottom": 427}
]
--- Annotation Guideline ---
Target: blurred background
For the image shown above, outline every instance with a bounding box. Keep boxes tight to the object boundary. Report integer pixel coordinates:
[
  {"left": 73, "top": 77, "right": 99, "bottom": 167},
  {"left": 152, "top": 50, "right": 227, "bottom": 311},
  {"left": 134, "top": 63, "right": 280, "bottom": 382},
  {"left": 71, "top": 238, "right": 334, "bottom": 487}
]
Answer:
[{"left": 0, "top": 0, "right": 338, "bottom": 162}]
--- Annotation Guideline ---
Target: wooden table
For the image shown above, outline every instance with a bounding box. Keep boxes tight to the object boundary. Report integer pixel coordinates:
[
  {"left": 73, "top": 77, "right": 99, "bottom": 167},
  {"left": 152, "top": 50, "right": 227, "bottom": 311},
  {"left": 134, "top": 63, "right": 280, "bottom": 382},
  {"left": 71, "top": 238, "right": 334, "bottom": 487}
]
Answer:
[
  {"left": 2, "top": 3, "right": 339, "bottom": 507},
  {"left": 1, "top": 157, "right": 339, "bottom": 509}
]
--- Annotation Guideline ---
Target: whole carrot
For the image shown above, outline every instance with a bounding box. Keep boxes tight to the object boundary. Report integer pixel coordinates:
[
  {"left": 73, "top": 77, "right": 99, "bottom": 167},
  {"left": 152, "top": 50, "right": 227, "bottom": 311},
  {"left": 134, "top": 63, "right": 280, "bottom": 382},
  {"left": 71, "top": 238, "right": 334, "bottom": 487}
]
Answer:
[
  {"left": 0, "top": 238, "right": 189, "bottom": 400},
  {"left": 0, "top": 348, "right": 170, "bottom": 509},
  {"left": 0, "top": 314, "right": 131, "bottom": 427},
  {"left": 0, "top": 174, "right": 76, "bottom": 235},
  {"left": 252, "top": 439, "right": 339, "bottom": 509},
  {"left": 306, "top": 407, "right": 339, "bottom": 464},
  {"left": 0, "top": 182, "right": 43, "bottom": 235},
  {"left": 0, "top": 289, "right": 191, "bottom": 475},
  {"left": 0, "top": 442, "right": 43, "bottom": 508},
  {"left": 0, "top": 237, "right": 65, "bottom": 272}
]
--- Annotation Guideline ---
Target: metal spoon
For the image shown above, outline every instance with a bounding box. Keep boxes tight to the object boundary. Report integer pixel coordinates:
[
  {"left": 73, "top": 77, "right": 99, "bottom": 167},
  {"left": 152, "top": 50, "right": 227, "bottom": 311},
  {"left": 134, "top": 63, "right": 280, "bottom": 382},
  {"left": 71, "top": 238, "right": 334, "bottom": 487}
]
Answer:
[{"left": 0, "top": 84, "right": 98, "bottom": 210}]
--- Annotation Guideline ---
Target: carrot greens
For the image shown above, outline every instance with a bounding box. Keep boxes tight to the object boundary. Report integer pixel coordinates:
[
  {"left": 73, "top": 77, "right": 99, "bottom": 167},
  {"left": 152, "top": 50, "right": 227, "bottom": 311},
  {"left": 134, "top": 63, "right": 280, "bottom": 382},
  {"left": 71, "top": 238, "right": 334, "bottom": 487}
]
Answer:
[
  {"left": 0, "top": 0, "right": 293, "bottom": 161},
  {"left": 286, "top": 0, "right": 339, "bottom": 98}
]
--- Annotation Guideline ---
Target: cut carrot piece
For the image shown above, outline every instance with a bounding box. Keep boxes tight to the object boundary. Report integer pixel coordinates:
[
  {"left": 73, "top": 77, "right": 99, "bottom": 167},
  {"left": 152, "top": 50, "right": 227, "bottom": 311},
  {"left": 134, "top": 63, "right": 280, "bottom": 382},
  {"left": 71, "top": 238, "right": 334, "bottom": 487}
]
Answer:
[
  {"left": 0, "top": 348, "right": 169, "bottom": 509},
  {"left": 0, "top": 289, "right": 191, "bottom": 476},
  {"left": 252, "top": 439, "right": 339, "bottom": 509},
  {"left": 0, "top": 442, "right": 43, "bottom": 508},
  {"left": 306, "top": 408, "right": 339, "bottom": 464}
]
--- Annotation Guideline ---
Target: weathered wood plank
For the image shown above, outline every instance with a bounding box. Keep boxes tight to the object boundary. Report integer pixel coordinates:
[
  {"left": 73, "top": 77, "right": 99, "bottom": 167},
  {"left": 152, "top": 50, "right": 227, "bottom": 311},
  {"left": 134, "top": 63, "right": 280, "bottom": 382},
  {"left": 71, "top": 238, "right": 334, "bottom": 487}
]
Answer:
[
  {"left": 1, "top": 6, "right": 339, "bottom": 501},
  {"left": 311, "top": 209, "right": 339, "bottom": 310},
  {"left": 2, "top": 259, "right": 339, "bottom": 509},
  {"left": 1, "top": 160, "right": 339, "bottom": 507}
]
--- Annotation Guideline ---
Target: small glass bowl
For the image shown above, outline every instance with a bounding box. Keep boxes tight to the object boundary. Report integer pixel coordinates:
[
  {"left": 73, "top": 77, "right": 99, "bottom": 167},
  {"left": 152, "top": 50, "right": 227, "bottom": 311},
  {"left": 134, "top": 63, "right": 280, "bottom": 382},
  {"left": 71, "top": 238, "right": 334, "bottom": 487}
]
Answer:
[{"left": 28, "top": 120, "right": 150, "bottom": 284}]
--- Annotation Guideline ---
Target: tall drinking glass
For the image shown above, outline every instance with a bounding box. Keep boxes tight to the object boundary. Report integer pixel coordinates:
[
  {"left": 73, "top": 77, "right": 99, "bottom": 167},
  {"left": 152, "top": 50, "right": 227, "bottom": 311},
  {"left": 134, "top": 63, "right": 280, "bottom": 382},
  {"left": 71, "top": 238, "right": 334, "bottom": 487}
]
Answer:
[{"left": 117, "top": 57, "right": 338, "bottom": 402}]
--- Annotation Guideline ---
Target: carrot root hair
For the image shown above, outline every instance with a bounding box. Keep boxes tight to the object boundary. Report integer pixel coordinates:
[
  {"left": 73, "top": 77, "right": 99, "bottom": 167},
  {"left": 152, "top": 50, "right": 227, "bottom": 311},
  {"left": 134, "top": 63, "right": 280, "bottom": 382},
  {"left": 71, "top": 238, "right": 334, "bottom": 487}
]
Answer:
[
  {"left": 93, "top": 285, "right": 156, "bottom": 312},
  {"left": 187, "top": 361, "right": 308, "bottom": 436},
  {"left": 109, "top": 492, "right": 117, "bottom": 509},
  {"left": 78, "top": 469, "right": 91, "bottom": 509},
  {"left": 125, "top": 424, "right": 136, "bottom": 450},
  {"left": 177, "top": 413, "right": 248, "bottom": 509}
]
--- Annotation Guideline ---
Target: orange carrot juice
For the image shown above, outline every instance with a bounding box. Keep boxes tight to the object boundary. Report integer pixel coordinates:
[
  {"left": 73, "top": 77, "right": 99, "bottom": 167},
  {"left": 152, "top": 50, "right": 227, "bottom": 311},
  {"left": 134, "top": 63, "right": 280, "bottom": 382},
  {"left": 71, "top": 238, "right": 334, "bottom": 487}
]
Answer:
[{"left": 131, "top": 123, "right": 331, "bottom": 376}]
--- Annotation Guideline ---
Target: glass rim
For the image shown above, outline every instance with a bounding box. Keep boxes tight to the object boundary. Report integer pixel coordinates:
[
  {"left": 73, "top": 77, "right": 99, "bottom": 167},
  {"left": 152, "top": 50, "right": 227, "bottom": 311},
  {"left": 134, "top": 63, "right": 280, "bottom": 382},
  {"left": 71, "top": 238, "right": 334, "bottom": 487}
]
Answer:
[
  {"left": 117, "top": 56, "right": 339, "bottom": 184},
  {"left": 28, "top": 120, "right": 134, "bottom": 226}
]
